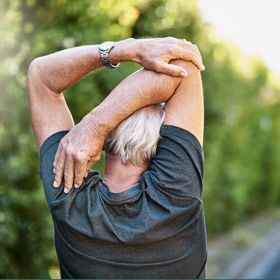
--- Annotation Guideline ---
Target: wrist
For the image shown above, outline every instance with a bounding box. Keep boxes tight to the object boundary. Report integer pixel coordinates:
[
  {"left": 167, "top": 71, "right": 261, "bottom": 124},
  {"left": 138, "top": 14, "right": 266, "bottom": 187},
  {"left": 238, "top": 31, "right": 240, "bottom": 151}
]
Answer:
[
  {"left": 84, "top": 107, "right": 112, "bottom": 139},
  {"left": 109, "top": 38, "right": 139, "bottom": 64}
]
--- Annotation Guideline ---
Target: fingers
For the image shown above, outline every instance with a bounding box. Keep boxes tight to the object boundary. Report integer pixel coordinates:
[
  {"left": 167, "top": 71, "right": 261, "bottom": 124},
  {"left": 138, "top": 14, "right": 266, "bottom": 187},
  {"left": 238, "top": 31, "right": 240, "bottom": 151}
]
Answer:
[
  {"left": 53, "top": 150, "right": 102, "bottom": 193},
  {"left": 53, "top": 145, "right": 62, "bottom": 174},
  {"left": 86, "top": 158, "right": 96, "bottom": 171},
  {"left": 82, "top": 158, "right": 96, "bottom": 178},
  {"left": 177, "top": 48, "right": 205, "bottom": 71},
  {"left": 171, "top": 38, "right": 205, "bottom": 70},
  {"left": 53, "top": 149, "right": 66, "bottom": 188},
  {"left": 182, "top": 39, "right": 203, "bottom": 62},
  {"left": 63, "top": 153, "right": 75, "bottom": 193},
  {"left": 73, "top": 153, "right": 88, "bottom": 189},
  {"left": 154, "top": 46, "right": 203, "bottom": 77},
  {"left": 155, "top": 61, "right": 188, "bottom": 78},
  {"left": 138, "top": 37, "right": 205, "bottom": 77}
]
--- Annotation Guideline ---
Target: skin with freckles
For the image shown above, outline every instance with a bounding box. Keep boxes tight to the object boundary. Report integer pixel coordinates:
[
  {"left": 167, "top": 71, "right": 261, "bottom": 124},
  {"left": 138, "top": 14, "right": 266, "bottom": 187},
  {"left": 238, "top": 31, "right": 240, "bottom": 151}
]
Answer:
[{"left": 27, "top": 37, "right": 204, "bottom": 193}]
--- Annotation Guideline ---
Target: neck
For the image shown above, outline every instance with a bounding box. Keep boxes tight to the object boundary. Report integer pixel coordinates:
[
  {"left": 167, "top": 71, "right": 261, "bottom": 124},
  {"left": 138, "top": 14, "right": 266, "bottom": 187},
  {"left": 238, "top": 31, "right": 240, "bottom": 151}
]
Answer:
[{"left": 104, "top": 154, "right": 149, "bottom": 193}]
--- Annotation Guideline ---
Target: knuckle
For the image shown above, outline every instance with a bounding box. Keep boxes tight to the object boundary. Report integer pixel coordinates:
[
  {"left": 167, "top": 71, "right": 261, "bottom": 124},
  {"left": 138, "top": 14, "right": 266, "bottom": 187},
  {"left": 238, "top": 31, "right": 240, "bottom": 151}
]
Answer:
[
  {"left": 65, "top": 182, "right": 71, "bottom": 188},
  {"left": 75, "top": 168, "right": 84, "bottom": 178},
  {"left": 184, "top": 39, "right": 191, "bottom": 46},
  {"left": 61, "top": 143, "right": 68, "bottom": 151},
  {"left": 92, "top": 153, "right": 101, "bottom": 162},
  {"left": 75, "top": 152, "right": 86, "bottom": 163},
  {"left": 167, "top": 45, "right": 175, "bottom": 53},
  {"left": 190, "top": 51, "right": 197, "bottom": 59},
  {"left": 74, "top": 172, "right": 82, "bottom": 179},
  {"left": 66, "top": 148, "right": 74, "bottom": 157},
  {"left": 56, "top": 162, "right": 63, "bottom": 170},
  {"left": 192, "top": 44, "right": 198, "bottom": 50},
  {"left": 60, "top": 139, "right": 66, "bottom": 147},
  {"left": 74, "top": 178, "right": 82, "bottom": 185},
  {"left": 193, "top": 45, "right": 200, "bottom": 56},
  {"left": 62, "top": 137, "right": 71, "bottom": 147},
  {"left": 166, "top": 48, "right": 175, "bottom": 57},
  {"left": 64, "top": 175, "right": 72, "bottom": 184}
]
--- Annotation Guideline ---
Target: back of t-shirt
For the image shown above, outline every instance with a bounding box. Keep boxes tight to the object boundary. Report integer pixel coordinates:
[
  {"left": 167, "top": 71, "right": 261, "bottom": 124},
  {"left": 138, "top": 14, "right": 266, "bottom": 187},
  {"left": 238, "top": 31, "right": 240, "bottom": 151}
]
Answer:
[{"left": 39, "top": 125, "right": 207, "bottom": 279}]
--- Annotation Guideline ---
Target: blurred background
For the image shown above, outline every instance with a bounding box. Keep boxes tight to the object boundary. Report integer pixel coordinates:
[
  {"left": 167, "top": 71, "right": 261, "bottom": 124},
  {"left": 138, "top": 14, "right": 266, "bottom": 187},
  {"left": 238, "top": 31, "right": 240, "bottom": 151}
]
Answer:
[{"left": 0, "top": 0, "right": 280, "bottom": 278}]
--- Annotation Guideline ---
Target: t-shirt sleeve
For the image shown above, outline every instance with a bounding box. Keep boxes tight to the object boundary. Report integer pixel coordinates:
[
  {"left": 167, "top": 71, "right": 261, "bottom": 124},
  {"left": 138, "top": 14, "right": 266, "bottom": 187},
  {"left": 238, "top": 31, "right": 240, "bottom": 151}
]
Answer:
[
  {"left": 39, "top": 131, "right": 70, "bottom": 209},
  {"left": 142, "top": 125, "right": 204, "bottom": 200}
]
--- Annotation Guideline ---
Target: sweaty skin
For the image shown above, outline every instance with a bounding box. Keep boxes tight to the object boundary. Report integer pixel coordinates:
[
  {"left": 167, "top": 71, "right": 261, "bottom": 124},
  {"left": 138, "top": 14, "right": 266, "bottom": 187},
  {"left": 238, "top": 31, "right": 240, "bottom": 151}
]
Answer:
[{"left": 27, "top": 37, "right": 204, "bottom": 193}]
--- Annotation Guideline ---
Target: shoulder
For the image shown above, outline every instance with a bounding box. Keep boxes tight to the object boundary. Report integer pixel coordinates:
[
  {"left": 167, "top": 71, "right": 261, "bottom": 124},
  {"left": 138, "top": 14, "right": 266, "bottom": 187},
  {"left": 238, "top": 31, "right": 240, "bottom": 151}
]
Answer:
[{"left": 142, "top": 125, "right": 204, "bottom": 200}]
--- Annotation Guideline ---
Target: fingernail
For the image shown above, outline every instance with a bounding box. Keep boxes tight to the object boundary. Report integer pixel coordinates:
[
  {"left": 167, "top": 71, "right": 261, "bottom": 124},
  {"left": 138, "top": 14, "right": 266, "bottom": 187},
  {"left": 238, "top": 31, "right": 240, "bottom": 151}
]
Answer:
[
  {"left": 64, "top": 188, "right": 70, "bottom": 193},
  {"left": 180, "top": 72, "right": 188, "bottom": 77},
  {"left": 53, "top": 180, "right": 58, "bottom": 188},
  {"left": 202, "top": 65, "right": 205, "bottom": 70},
  {"left": 53, "top": 168, "right": 56, "bottom": 174},
  {"left": 74, "top": 183, "right": 79, "bottom": 188}
]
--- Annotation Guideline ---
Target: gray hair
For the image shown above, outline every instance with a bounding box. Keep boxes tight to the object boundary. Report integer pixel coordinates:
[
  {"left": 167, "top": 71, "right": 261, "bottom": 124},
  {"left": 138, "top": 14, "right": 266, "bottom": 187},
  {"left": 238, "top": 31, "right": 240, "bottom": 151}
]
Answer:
[{"left": 104, "top": 103, "right": 165, "bottom": 165}]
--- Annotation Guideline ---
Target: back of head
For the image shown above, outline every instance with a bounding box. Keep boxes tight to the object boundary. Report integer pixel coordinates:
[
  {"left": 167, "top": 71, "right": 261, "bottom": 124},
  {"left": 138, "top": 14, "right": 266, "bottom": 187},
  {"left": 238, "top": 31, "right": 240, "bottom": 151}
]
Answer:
[{"left": 104, "top": 104, "right": 165, "bottom": 165}]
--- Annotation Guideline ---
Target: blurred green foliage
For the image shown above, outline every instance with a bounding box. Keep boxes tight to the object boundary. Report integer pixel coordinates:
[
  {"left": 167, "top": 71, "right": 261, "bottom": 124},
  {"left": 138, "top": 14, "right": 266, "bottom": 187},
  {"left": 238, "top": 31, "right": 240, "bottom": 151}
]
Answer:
[{"left": 0, "top": 0, "right": 280, "bottom": 278}]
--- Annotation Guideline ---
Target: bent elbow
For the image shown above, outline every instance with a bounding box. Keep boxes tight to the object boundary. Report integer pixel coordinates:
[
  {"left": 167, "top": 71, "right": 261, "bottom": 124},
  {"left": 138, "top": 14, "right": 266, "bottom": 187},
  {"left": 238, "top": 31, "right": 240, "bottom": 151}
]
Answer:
[
  {"left": 27, "top": 57, "right": 46, "bottom": 97},
  {"left": 27, "top": 57, "right": 42, "bottom": 82}
]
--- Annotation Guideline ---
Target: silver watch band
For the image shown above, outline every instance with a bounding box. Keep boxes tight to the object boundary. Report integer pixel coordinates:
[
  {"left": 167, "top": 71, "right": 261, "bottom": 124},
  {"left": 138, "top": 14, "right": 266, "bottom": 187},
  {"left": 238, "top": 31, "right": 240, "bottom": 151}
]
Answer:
[{"left": 98, "top": 41, "right": 120, "bottom": 69}]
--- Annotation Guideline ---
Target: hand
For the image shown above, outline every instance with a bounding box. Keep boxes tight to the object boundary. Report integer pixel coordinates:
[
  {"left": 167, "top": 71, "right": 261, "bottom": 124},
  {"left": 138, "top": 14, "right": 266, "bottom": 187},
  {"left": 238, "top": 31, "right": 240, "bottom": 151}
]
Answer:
[
  {"left": 133, "top": 37, "right": 205, "bottom": 77},
  {"left": 53, "top": 116, "right": 105, "bottom": 193}
]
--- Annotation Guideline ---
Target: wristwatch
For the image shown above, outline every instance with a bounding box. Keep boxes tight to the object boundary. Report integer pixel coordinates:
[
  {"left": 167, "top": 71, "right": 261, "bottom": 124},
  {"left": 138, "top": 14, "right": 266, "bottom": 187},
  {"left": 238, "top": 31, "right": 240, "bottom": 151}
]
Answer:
[{"left": 98, "top": 41, "right": 120, "bottom": 69}]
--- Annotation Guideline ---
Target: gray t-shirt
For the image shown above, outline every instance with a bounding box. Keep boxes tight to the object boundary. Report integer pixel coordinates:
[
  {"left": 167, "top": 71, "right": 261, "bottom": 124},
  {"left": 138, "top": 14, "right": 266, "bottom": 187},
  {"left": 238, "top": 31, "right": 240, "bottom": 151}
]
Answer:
[{"left": 39, "top": 125, "right": 207, "bottom": 279}]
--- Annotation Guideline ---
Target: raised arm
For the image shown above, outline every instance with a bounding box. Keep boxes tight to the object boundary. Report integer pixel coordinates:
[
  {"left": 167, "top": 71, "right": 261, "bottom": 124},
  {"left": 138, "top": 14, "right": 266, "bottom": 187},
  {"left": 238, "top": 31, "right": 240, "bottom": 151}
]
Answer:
[
  {"left": 51, "top": 60, "right": 203, "bottom": 193},
  {"left": 27, "top": 37, "right": 204, "bottom": 193},
  {"left": 28, "top": 37, "right": 204, "bottom": 150}
]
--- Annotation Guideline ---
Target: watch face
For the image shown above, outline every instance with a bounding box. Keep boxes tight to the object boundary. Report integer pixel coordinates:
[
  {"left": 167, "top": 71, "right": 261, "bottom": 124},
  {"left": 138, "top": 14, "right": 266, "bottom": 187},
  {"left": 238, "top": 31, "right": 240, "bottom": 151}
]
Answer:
[{"left": 99, "top": 41, "right": 114, "bottom": 51}]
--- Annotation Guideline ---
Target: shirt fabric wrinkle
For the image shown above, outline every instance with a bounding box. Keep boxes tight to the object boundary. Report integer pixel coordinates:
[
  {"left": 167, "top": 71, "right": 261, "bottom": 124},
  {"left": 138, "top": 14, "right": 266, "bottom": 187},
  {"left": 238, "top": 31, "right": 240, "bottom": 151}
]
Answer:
[{"left": 39, "top": 125, "right": 207, "bottom": 279}]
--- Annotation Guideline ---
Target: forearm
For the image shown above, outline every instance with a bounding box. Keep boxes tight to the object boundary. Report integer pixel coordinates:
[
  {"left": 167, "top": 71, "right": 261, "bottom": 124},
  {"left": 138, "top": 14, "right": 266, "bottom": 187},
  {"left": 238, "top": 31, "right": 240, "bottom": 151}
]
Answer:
[
  {"left": 29, "top": 37, "right": 204, "bottom": 95},
  {"left": 46, "top": 38, "right": 205, "bottom": 192},
  {"left": 86, "top": 65, "right": 182, "bottom": 137},
  {"left": 29, "top": 38, "right": 137, "bottom": 94}
]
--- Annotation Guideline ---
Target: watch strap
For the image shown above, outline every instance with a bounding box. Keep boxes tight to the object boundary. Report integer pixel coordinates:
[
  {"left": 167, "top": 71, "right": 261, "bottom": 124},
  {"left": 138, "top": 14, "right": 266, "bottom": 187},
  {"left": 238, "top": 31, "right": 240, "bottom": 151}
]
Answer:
[
  {"left": 99, "top": 41, "right": 120, "bottom": 69},
  {"left": 100, "top": 50, "right": 119, "bottom": 68}
]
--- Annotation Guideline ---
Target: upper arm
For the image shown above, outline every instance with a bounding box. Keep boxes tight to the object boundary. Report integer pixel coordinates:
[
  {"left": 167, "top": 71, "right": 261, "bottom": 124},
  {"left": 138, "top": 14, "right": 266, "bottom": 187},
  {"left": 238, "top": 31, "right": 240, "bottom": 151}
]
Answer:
[
  {"left": 143, "top": 125, "right": 204, "bottom": 200},
  {"left": 143, "top": 61, "right": 204, "bottom": 199},
  {"left": 163, "top": 60, "right": 204, "bottom": 145},
  {"left": 27, "top": 59, "right": 75, "bottom": 152}
]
